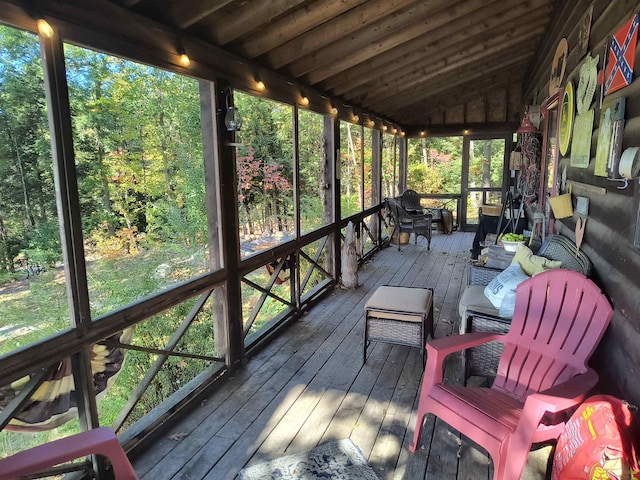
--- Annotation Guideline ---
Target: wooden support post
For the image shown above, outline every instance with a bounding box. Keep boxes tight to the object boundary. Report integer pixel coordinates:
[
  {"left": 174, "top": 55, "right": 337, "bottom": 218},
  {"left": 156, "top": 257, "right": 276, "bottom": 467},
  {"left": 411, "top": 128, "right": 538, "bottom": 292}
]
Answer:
[
  {"left": 324, "top": 116, "right": 339, "bottom": 280},
  {"left": 399, "top": 136, "right": 407, "bottom": 193},
  {"left": 199, "top": 80, "right": 227, "bottom": 358},
  {"left": 371, "top": 129, "right": 382, "bottom": 243},
  {"left": 292, "top": 107, "right": 301, "bottom": 311},
  {"left": 213, "top": 80, "right": 244, "bottom": 368},
  {"left": 460, "top": 136, "right": 471, "bottom": 230},
  {"left": 40, "top": 27, "right": 104, "bottom": 478}
]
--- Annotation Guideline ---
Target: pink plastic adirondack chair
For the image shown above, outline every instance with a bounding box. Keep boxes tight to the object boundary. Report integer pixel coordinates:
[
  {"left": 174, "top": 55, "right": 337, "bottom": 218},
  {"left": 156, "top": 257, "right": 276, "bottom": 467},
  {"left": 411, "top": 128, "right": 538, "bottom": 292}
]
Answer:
[
  {"left": 409, "top": 269, "right": 613, "bottom": 480},
  {"left": 0, "top": 427, "right": 137, "bottom": 479}
]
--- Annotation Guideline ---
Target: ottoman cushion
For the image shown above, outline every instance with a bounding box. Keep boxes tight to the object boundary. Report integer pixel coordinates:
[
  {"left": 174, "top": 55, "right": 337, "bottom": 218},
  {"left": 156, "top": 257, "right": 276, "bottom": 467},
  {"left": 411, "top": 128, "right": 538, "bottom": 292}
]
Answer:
[{"left": 365, "top": 286, "right": 432, "bottom": 323}]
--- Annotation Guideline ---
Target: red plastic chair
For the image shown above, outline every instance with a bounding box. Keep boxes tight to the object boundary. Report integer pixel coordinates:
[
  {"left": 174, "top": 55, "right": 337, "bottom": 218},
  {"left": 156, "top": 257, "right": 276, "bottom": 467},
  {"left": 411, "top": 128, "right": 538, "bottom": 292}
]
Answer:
[
  {"left": 0, "top": 427, "right": 137, "bottom": 479},
  {"left": 409, "top": 269, "right": 613, "bottom": 480}
]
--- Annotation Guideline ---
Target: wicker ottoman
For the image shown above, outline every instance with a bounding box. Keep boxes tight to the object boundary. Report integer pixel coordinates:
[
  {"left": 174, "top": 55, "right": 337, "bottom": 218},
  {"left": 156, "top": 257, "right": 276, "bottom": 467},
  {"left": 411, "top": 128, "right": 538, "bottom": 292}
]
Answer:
[{"left": 363, "top": 285, "right": 434, "bottom": 367}]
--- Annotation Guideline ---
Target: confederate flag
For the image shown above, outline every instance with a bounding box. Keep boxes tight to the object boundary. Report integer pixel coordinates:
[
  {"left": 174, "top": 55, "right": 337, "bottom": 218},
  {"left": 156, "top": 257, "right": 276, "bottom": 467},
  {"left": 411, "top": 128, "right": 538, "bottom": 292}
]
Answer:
[{"left": 605, "top": 13, "right": 639, "bottom": 95}]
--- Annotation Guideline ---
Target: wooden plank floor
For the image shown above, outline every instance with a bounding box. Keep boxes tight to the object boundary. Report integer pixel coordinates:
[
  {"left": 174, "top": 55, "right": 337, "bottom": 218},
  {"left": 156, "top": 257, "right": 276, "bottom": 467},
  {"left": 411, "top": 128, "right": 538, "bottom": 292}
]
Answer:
[{"left": 131, "top": 231, "right": 551, "bottom": 480}]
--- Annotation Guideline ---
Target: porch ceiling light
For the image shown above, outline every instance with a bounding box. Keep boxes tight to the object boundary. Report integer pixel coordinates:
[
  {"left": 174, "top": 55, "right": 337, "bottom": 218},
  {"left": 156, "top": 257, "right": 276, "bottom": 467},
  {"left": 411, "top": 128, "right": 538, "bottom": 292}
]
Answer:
[
  {"left": 178, "top": 47, "right": 191, "bottom": 67},
  {"left": 37, "top": 18, "right": 54, "bottom": 38}
]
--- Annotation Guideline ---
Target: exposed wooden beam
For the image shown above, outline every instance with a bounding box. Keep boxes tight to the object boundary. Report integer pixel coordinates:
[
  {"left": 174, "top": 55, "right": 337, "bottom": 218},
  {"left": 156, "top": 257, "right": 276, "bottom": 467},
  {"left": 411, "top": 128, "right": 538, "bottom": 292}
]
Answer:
[
  {"left": 396, "top": 70, "right": 523, "bottom": 125},
  {"left": 356, "top": 25, "right": 545, "bottom": 108},
  {"left": 115, "top": 0, "right": 144, "bottom": 7},
  {"left": 383, "top": 57, "right": 530, "bottom": 119},
  {"left": 202, "top": 0, "right": 309, "bottom": 46},
  {"left": 260, "top": 0, "right": 421, "bottom": 70},
  {"left": 166, "top": 0, "right": 235, "bottom": 29},
  {"left": 323, "top": 4, "right": 552, "bottom": 97},
  {"left": 376, "top": 52, "right": 533, "bottom": 115},
  {"left": 235, "top": 0, "right": 369, "bottom": 59},
  {"left": 285, "top": 0, "right": 473, "bottom": 79},
  {"left": 298, "top": 0, "right": 502, "bottom": 83}
]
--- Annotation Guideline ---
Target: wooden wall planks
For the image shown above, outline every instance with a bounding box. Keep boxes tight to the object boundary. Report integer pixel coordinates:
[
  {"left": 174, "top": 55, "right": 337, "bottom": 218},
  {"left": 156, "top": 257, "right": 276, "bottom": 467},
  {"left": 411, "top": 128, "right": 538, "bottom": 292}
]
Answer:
[{"left": 524, "top": 0, "right": 640, "bottom": 407}]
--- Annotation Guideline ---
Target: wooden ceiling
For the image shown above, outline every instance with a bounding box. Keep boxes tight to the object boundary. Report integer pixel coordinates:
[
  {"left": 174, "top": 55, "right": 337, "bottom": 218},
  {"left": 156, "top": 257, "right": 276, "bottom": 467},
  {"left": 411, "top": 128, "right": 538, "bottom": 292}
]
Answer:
[{"left": 77, "top": 0, "right": 558, "bottom": 129}]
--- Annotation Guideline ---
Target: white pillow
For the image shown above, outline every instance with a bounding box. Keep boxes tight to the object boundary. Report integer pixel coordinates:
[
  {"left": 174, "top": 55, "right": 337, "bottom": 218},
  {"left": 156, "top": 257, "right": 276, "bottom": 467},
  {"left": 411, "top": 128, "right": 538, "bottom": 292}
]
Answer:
[{"left": 484, "top": 263, "right": 529, "bottom": 318}]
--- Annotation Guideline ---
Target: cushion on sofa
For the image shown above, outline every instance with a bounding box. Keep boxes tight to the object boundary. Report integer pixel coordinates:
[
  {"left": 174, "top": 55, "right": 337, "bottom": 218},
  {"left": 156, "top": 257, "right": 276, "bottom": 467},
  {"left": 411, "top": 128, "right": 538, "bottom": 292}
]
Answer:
[{"left": 512, "top": 243, "right": 562, "bottom": 276}]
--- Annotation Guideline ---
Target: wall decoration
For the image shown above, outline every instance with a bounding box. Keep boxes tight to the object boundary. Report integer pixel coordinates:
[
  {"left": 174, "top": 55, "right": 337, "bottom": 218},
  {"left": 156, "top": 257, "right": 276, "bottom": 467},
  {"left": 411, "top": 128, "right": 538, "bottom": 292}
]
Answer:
[
  {"left": 607, "top": 102, "right": 626, "bottom": 178},
  {"left": 595, "top": 97, "right": 625, "bottom": 176},
  {"left": 576, "top": 54, "right": 599, "bottom": 114},
  {"left": 559, "top": 81, "right": 575, "bottom": 156},
  {"left": 578, "top": 5, "right": 593, "bottom": 58},
  {"left": 549, "top": 38, "right": 569, "bottom": 96},
  {"left": 570, "top": 109, "right": 594, "bottom": 168},
  {"left": 604, "top": 14, "right": 639, "bottom": 95}
]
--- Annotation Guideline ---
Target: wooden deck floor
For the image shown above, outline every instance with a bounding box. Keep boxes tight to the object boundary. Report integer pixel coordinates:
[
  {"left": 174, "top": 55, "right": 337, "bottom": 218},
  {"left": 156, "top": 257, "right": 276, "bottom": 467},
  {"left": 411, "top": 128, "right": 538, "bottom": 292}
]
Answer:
[{"left": 131, "top": 231, "right": 551, "bottom": 480}]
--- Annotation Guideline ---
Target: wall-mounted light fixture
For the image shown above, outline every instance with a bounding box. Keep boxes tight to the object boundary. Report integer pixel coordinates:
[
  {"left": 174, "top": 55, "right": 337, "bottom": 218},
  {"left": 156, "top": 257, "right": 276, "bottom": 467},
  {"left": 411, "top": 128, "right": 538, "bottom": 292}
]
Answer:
[
  {"left": 36, "top": 18, "right": 54, "bottom": 38},
  {"left": 178, "top": 46, "right": 191, "bottom": 67},
  {"left": 224, "top": 89, "right": 242, "bottom": 132}
]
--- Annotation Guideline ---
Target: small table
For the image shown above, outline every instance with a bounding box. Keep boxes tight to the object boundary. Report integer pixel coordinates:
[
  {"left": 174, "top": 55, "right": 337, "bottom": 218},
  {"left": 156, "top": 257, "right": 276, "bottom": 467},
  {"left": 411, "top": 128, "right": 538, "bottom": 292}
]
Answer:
[{"left": 363, "top": 285, "right": 434, "bottom": 367}]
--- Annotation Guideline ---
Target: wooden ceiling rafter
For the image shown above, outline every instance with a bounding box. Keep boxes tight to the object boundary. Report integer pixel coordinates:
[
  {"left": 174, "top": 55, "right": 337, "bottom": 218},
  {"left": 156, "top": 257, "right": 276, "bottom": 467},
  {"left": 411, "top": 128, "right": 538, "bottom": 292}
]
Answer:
[
  {"left": 378, "top": 52, "right": 534, "bottom": 115},
  {"left": 369, "top": 50, "right": 533, "bottom": 114},
  {"left": 397, "top": 68, "right": 524, "bottom": 125},
  {"left": 355, "top": 25, "right": 546, "bottom": 109},
  {"left": 199, "top": 0, "right": 309, "bottom": 46},
  {"left": 287, "top": 0, "right": 482, "bottom": 80},
  {"left": 323, "top": 3, "right": 553, "bottom": 97},
  {"left": 22, "top": 0, "right": 558, "bottom": 129},
  {"left": 166, "top": 0, "right": 235, "bottom": 29},
  {"left": 260, "top": 0, "right": 424, "bottom": 70},
  {"left": 339, "top": 14, "right": 550, "bottom": 103},
  {"left": 233, "top": 0, "right": 370, "bottom": 59}
]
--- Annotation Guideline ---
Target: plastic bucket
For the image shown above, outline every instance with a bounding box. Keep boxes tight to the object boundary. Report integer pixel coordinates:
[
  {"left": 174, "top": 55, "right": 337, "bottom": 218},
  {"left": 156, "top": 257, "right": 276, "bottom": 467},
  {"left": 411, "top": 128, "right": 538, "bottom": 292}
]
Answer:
[{"left": 549, "top": 193, "right": 572, "bottom": 218}]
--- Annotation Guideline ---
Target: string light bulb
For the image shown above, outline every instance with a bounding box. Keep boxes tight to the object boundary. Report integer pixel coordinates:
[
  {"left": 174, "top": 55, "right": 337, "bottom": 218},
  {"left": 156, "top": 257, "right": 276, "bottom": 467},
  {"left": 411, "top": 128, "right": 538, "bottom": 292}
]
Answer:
[
  {"left": 420, "top": 130, "right": 426, "bottom": 136},
  {"left": 331, "top": 106, "right": 338, "bottom": 115},
  {"left": 255, "top": 77, "right": 266, "bottom": 91},
  {"left": 382, "top": 125, "right": 388, "bottom": 131},
  {"left": 37, "top": 18, "right": 54, "bottom": 38},
  {"left": 300, "top": 94, "right": 310, "bottom": 106},
  {"left": 353, "top": 114, "right": 359, "bottom": 123}
]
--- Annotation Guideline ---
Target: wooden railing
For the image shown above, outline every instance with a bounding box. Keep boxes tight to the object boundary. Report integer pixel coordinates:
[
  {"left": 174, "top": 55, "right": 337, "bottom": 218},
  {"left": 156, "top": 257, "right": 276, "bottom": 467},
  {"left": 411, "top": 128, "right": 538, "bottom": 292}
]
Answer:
[{"left": 0, "top": 204, "right": 388, "bottom": 472}]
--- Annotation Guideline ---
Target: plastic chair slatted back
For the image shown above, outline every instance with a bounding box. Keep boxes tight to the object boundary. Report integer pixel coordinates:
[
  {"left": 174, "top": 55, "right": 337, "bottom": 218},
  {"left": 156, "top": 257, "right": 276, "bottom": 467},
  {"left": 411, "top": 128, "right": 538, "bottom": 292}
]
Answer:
[{"left": 409, "top": 269, "right": 613, "bottom": 480}]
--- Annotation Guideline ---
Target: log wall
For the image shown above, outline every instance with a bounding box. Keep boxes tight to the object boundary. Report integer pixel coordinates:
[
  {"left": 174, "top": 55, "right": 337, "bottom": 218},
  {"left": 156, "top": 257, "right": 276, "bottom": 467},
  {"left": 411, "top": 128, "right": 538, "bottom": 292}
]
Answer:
[{"left": 524, "top": 0, "right": 640, "bottom": 406}]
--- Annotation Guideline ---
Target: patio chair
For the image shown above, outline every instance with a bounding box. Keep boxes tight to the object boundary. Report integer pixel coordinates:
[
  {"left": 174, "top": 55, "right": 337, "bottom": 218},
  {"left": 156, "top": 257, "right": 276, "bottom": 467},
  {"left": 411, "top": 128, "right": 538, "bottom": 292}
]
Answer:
[
  {"left": 409, "top": 269, "right": 613, "bottom": 480},
  {"left": 0, "top": 427, "right": 138, "bottom": 479},
  {"left": 385, "top": 197, "right": 432, "bottom": 250},
  {"left": 400, "top": 189, "right": 423, "bottom": 213}
]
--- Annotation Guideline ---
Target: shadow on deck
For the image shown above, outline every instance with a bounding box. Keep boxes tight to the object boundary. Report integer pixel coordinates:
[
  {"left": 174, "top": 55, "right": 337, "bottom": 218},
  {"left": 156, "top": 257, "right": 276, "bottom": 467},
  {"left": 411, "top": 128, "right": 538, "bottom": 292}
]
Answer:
[{"left": 131, "top": 231, "right": 551, "bottom": 480}]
